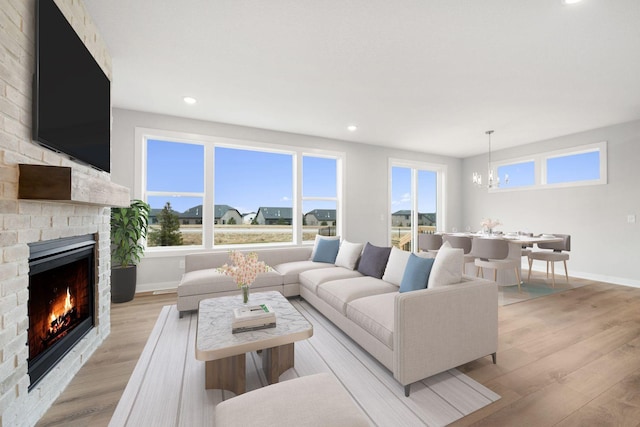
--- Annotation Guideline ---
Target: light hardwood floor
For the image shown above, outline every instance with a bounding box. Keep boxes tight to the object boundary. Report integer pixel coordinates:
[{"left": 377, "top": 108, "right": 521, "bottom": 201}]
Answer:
[{"left": 37, "top": 274, "right": 640, "bottom": 426}]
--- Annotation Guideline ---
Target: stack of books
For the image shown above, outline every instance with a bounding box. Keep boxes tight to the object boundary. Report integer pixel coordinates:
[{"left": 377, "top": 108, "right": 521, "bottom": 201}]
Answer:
[{"left": 231, "top": 304, "right": 276, "bottom": 333}]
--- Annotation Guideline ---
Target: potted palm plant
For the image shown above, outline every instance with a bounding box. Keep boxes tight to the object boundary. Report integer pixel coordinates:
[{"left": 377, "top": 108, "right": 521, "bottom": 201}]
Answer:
[{"left": 110, "top": 199, "right": 150, "bottom": 303}]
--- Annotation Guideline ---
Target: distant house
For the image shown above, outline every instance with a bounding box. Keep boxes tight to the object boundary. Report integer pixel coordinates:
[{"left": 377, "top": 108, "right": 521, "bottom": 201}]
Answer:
[
  {"left": 391, "top": 210, "right": 436, "bottom": 227},
  {"left": 149, "top": 206, "right": 182, "bottom": 224},
  {"left": 242, "top": 212, "right": 257, "bottom": 224},
  {"left": 304, "top": 209, "right": 336, "bottom": 226},
  {"left": 255, "top": 207, "right": 293, "bottom": 225},
  {"left": 419, "top": 213, "right": 436, "bottom": 226},
  {"left": 180, "top": 205, "right": 203, "bottom": 225},
  {"left": 214, "top": 204, "right": 242, "bottom": 225}
]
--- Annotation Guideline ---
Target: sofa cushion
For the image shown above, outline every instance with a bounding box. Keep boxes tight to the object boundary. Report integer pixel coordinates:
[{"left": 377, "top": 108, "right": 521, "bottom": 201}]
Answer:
[
  {"left": 357, "top": 242, "right": 392, "bottom": 279},
  {"left": 273, "top": 260, "right": 337, "bottom": 285},
  {"left": 427, "top": 244, "right": 464, "bottom": 288},
  {"left": 299, "top": 267, "right": 363, "bottom": 295},
  {"left": 334, "top": 240, "right": 364, "bottom": 270},
  {"left": 309, "top": 235, "right": 341, "bottom": 260},
  {"left": 178, "top": 269, "right": 283, "bottom": 296},
  {"left": 317, "top": 276, "right": 397, "bottom": 315},
  {"left": 346, "top": 292, "right": 396, "bottom": 349},
  {"left": 312, "top": 238, "right": 340, "bottom": 263},
  {"left": 399, "top": 254, "right": 434, "bottom": 293},
  {"left": 382, "top": 246, "right": 411, "bottom": 286}
]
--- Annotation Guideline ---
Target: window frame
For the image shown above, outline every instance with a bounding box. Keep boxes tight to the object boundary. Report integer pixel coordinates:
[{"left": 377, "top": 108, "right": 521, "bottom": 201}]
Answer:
[
  {"left": 134, "top": 127, "right": 345, "bottom": 254},
  {"left": 388, "top": 158, "right": 447, "bottom": 252},
  {"left": 488, "top": 141, "right": 607, "bottom": 193}
]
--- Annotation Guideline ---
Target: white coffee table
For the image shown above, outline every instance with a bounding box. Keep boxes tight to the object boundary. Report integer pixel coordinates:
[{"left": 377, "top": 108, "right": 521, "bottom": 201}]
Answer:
[{"left": 195, "top": 291, "right": 313, "bottom": 394}]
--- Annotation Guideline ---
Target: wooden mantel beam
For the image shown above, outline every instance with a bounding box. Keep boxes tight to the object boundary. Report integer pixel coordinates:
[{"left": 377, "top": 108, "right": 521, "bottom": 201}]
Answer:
[{"left": 18, "top": 164, "right": 130, "bottom": 207}]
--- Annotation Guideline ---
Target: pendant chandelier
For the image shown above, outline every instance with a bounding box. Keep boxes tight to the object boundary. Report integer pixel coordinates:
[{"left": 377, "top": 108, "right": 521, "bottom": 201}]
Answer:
[{"left": 472, "top": 130, "right": 507, "bottom": 189}]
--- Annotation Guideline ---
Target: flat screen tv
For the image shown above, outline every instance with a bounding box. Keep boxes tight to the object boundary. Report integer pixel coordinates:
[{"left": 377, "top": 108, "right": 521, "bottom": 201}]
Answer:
[{"left": 33, "top": 0, "right": 111, "bottom": 173}]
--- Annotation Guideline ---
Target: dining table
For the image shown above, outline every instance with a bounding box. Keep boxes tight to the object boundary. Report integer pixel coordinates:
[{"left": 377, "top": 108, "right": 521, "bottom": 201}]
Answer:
[{"left": 442, "top": 232, "right": 563, "bottom": 286}]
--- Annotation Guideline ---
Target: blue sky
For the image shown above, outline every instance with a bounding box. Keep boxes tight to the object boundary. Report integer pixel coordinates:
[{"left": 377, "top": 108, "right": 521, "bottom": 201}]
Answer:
[
  {"left": 391, "top": 167, "right": 437, "bottom": 213},
  {"left": 146, "top": 140, "right": 337, "bottom": 213}
]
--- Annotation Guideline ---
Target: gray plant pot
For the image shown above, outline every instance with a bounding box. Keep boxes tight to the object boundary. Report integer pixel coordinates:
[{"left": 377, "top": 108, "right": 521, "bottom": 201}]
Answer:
[{"left": 111, "top": 265, "right": 137, "bottom": 303}]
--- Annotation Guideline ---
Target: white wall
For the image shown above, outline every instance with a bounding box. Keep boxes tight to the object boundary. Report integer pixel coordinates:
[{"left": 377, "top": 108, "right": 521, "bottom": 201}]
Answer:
[
  {"left": 462, "top": 119, "right": 640, "bottom": 287},
  {"left": 111, "top": 108, "right": 463, "bottom": 292}
]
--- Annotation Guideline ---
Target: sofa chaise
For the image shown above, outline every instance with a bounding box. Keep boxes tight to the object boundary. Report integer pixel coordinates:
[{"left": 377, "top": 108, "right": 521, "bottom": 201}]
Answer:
[{"left": 177, "top": 239, "right": 498, "bottom": 395}]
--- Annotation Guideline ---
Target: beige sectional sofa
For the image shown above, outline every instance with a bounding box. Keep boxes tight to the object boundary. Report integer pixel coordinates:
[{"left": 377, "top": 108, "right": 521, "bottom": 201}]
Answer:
[{"left": 177, "top": 243, "right": 498, "bottom": 396}]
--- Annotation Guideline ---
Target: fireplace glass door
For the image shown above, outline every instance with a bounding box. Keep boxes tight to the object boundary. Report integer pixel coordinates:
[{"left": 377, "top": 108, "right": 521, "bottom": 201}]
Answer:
[{"left": 28, "top": 235, "right": 95, "bottom": 389}]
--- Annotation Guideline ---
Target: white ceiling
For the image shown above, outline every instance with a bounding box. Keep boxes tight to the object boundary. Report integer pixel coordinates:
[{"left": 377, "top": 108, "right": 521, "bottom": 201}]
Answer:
[{"left": 85, "top": 0, "right": 640, "bottom": 158}]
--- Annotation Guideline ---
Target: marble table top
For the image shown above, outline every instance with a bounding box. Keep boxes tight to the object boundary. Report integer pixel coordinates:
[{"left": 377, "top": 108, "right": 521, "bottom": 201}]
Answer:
[{"left": 195, "top": 291, "right": 313, "bottom": 361}]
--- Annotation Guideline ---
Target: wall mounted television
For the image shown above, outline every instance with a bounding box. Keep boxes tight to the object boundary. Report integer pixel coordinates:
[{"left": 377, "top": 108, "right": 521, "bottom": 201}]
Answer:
[{"left": 33, "top": 0, "right": 111, "bottom": 173}]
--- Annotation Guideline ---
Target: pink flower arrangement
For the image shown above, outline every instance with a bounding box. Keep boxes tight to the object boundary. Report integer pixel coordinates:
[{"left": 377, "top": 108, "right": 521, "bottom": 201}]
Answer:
[
  {"left": 480, "top": 218, "right": 501, "bottom": 230},
  {"left": 218, "top": 251, "right": 271, "bottom": 288}
]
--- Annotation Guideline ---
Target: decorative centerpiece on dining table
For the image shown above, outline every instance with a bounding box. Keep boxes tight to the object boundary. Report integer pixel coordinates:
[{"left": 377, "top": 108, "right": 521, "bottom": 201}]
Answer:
[
  {"left": 218, "top": 251, "right": 272, "bottom": 303},
  {"left": 480, "top": 218, "right": 501, "bottom": 235}
]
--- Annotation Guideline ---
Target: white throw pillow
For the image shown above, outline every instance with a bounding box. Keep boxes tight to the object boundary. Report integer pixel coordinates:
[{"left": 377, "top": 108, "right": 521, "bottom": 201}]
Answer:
[
  {"left": 334, "top": 240, "right": 364, "bottom": 270},
  {"left": 427, "top": 243, "right": 463, "bottom": 288},
  {"left": 310, "top": 235, "right": 341, "bottom": 260},
  {"left": 382, "top": 246, "right": 412, "bottom": 286}
]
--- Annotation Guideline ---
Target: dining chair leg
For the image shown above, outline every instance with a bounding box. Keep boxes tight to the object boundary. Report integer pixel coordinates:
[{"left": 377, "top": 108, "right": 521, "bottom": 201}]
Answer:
[
  {"left": 514, "top": 267, "right": 521, "bottom": 292},
  {"left": 563, "top": 260, "right": 569, "bottom": 283},
  {"left": 551, "top": 262, "right": 556, "bottom": 288},
  {"left": 527, "top": 257, "right": 533, "bottom": 282},
  {"left": 546, "top": 261, "right": 550, "bottom": 278},
  {"left": 493, "top": 269, "right": 497, "bottom": 282}
]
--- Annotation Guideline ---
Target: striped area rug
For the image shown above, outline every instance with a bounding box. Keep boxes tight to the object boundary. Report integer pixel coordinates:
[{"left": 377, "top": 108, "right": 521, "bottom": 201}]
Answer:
[{"left": 110, "top": 299, "right": 499, "bottom": 426}]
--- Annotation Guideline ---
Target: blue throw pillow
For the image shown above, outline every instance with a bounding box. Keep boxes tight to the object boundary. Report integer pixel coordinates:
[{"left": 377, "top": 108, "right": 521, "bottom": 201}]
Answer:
[
  {"left": 357, "top": 242, "right": 392, "bottom": 278},
  {"left": 312, "top": 238, "right": 340, "bottom": 263},
  {"left": 399, "top": 254, "right": 435, "bottom": 293}
]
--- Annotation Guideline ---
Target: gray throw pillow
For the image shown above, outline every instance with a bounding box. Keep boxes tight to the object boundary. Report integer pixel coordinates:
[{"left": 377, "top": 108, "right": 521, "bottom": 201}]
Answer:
[{"left": 357, "top": 242, "right": 392, "bottom": 279}]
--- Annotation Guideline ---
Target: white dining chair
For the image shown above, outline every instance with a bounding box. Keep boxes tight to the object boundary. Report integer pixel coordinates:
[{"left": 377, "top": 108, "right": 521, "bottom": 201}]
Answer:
[
  {"left": 443, "top": 235, "right": 475, "bottom": 274},
  {"left": 527, "top": 234, "right": 571, "bottom": 287},
  {"left": 473, "top": 237, "right": 521, "bottom": 291}
]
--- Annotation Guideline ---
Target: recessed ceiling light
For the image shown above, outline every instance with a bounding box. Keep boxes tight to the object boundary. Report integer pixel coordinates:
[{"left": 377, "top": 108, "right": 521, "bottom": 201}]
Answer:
[
  {"left": 183, "top": 96, "right": 197, "bottom": 105},
  {"left": 562, "top": 0, "right": 583, "bottom": 4},
  {"left": 347, "top": 125, "right": 358, "bottom": 132}
]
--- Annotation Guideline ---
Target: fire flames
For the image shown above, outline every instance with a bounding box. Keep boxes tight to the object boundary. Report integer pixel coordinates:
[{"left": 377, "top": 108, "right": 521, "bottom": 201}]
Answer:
[{"left": 44, "top": 287, "right": 77, "bottom": 342}]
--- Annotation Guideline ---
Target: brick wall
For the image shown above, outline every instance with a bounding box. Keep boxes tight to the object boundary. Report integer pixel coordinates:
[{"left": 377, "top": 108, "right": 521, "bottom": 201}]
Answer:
[{"left": 0, "top": 1, "right": 114, "bottom": 426}]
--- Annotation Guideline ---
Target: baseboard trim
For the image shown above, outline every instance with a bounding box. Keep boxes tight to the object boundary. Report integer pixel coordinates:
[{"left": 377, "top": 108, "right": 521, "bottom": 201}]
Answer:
[
  {"left": 522, "top": 261, "right": 640, "bottom": 289},
  {"left": 136, "top": 281, "right": 179, "bottom": 294}
]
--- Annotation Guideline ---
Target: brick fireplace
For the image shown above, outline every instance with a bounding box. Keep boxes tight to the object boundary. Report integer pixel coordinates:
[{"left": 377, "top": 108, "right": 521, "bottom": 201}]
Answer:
[{"left": 0, "top": 1, "right": 126, "bottom": 426}]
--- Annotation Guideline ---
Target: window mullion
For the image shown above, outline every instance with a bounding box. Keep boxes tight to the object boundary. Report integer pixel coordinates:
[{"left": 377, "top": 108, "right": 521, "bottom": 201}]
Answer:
[
  {"left": 293, "top": 153, "right": 301, "bottom": 245},
  {"left": 204, "top": 144, "right": 215, "bottom": 249}
]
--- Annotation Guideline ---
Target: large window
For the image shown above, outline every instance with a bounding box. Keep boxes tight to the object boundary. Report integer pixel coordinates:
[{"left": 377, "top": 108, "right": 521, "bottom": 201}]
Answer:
[
  {"left": 389, "top": 160, "right": 443, "bottom": 251},
  {"left": 489, "top": 142, "right": 607, "bottom": 192},
  {"left": 136, "top": 128, "right": 343, "bottom": 250}
]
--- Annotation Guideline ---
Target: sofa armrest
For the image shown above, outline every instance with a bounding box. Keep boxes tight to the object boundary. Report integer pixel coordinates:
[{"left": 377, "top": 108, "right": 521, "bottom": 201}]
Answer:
[{"left": 392, "top": 278, "right": 498, "bottom": 385}]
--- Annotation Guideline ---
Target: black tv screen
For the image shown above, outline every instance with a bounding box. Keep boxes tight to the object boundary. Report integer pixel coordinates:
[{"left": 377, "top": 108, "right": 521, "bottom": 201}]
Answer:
[{"left": 33, "top": 0, "right": 111, "bottom": 173}]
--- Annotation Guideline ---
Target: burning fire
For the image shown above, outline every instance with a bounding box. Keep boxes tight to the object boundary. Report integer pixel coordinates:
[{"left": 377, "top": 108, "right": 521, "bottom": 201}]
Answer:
[{"left": 46, "top": 287, "right": 76, "bottom": 340}]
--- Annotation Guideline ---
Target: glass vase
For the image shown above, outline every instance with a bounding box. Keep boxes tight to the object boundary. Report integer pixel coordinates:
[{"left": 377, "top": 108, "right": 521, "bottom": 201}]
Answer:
[{"left": 241, "top": 284, "right": 250, "bottom": 304}]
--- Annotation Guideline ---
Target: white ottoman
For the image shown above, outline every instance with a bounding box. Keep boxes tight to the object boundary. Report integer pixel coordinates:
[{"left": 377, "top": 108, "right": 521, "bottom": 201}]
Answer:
[{"left": 214, "top": 373, "right": 370, "bottom": 427}]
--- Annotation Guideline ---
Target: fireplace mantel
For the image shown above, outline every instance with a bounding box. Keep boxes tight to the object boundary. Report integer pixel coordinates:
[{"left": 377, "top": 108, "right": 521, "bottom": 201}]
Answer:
[{"left": 18, "top": 164, "right": 130, "bottom": 207}]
